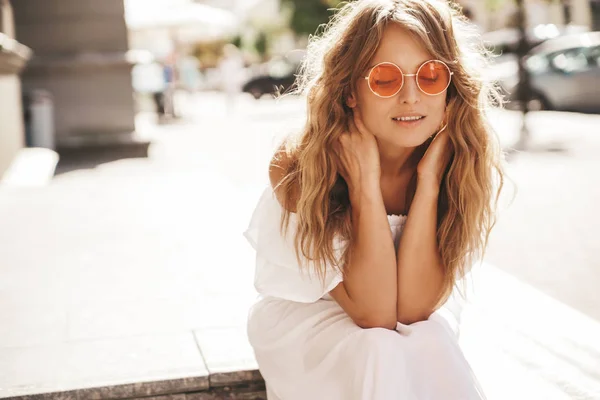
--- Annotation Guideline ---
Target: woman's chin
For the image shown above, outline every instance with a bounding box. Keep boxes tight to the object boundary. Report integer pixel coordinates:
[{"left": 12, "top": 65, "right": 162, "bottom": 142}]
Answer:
[
  {"left": 374, "top": 127, "right": 434, "bottom": 149},
  {"left": 389, "top": 134, "right": 433, "bottom": 149}
]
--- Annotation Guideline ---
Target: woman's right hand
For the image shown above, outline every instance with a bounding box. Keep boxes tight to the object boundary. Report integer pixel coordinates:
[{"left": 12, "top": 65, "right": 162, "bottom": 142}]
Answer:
[{"left": 335, "top": 110, "right": 381, "bottom": 194}]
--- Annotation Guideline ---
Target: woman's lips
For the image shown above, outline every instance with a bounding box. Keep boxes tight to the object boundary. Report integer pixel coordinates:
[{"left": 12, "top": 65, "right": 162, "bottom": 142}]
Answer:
[{"left": 391, "top": 116, "right": 426, "bottom": 127}]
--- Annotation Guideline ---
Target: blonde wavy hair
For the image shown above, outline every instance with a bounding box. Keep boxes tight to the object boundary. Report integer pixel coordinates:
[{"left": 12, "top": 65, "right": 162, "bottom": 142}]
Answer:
[{"left": 275, "top": 0, "right": 505, "bottom": 306}]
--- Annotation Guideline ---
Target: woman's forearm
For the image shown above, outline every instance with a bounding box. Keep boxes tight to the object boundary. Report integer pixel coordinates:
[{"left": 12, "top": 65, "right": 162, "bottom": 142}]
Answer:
[
  {"left": 342, "top": 185, "right": 398, "bottom": 327},
  {"left": 396, "top": 178, "right": 445, "bottom": 324}
]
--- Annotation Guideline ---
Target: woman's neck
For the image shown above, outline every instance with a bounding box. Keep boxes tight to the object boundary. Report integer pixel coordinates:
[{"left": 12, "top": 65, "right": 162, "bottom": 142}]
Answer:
[{"left": 377, "top": 141, "right": 420, "bottom": 179}]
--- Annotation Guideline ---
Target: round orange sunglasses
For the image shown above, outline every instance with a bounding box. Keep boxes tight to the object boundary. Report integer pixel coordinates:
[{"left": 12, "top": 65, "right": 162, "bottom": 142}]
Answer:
[{"left": 364, "top": 59, "right": 453, "bottom": 97}]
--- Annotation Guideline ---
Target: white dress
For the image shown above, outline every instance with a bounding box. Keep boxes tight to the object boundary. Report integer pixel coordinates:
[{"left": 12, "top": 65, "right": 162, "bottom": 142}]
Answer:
[{"left": 244, "top": 186, "right": 486, "bottom": 400}]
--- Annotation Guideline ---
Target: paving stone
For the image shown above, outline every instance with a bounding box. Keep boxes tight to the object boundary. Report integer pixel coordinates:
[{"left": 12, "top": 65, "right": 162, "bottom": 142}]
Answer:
[
  {"left": 193, "top": 328, "right": 259, "bottom": 387},
  {"left": 186, "top": 382, "right": 266, "bottom": 400},
  {"left": 208, "top": 371, "right": 263, "bottom": 389},
  {"left": 133, "top": 395, "right": 186, "bottom": 400},
  {"left": 0, "top": 334, "right": 208, "bottom": 399},
  {"left": 0, "top": 391, "right": 78, "bottom": 400},
  {"left": 76, "top": 376, "right": 208, "bottom": 400}
]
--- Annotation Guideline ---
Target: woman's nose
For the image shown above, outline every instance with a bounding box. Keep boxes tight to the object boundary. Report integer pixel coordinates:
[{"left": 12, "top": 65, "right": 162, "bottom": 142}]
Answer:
[{"left": 397, "top": 75, "right": 420, "bottom": 105}]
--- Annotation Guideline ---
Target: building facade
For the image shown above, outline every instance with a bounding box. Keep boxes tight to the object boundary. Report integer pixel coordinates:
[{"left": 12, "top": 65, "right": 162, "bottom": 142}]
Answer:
[
  {"left": 0, "top": 0, "right": 30, "bottom": 178},
  {"left": 11, "top": 0, "right": 144, "bottom": 151},
  {"left": 458, "top": 0, "right": 594, "bottom": 32}
]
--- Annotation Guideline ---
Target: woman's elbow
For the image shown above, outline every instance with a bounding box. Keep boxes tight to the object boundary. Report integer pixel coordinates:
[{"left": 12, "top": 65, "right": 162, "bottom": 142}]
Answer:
[
  {"left": 354, "top": 313, "right": 397, "bottom": 330},
  {"left": 396, "top": 309, "right": 433, "bottom": 325},
  {"left": 396, "top": 315, "right": 424, "bottom": 325}
]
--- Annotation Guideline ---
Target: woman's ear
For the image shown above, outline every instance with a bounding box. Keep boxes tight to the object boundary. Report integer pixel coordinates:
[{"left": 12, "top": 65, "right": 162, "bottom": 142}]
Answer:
[{"left": 346, "top": 92, "right": 357, "bottom": 108}]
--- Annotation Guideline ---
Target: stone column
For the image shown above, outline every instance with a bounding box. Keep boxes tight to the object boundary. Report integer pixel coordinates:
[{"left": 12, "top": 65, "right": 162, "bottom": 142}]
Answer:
[
  {"left": 570, "top": 0, "right": 592, "bottom": 28},
  {"left": 0, "top": 0, "right": 31, "bottom": 177},
  {"left": 12, "top": 0, "right": 148, "bottom": 152},
  {"left": 0, "top": 0, "right": 15, "bottom": 37}
]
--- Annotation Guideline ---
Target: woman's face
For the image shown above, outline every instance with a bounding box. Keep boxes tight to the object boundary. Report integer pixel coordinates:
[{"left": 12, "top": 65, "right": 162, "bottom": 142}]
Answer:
[{"left": 348, "top": 24, "right": 448, "bottom": 149}]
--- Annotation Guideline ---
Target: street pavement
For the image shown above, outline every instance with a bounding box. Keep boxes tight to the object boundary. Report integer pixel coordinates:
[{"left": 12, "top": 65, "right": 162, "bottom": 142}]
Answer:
[{"left": 0, "top": 91, "right": 599, "bottom": 399}]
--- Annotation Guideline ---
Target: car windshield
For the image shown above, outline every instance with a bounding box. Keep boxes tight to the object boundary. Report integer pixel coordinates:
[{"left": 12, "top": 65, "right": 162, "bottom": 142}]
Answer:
[
  {"left": 526, "top": 54, "right": 550, "bottom": 74},
  {"left": 549, "top": 46, "right": 595, "bottom": 73},
  {"left": 589, "top": 45, "right": 600, "bottom": 67}
]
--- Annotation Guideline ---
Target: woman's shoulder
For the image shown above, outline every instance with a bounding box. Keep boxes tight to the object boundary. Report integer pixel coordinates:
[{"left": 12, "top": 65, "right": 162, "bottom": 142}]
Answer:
[{"left": 269, "top": 143, "right": 300, "bottom": 213}]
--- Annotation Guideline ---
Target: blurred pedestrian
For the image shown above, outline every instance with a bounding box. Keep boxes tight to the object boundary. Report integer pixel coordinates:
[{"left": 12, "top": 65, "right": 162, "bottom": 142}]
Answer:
[
  {"left": 218, "top": 43, "right": 244, "bottom": 115},
  {"left": 244, "top": 0, "right": 505, "bottom": 399},
  {"left": 162, "top": 61, "right": 178, "bottom": 118}
]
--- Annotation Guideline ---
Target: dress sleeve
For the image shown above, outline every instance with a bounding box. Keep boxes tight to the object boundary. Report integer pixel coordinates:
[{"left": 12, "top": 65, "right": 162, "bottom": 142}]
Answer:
[{"left": 243, "top": 186, "right": 345, "bottom": 303}]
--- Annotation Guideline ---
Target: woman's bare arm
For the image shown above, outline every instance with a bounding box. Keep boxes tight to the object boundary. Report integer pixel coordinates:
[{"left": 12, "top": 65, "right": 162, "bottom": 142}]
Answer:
[
  {"left": 395, "top": 178, "right": 445, "bottom": 325},
  {"left": 329, "top": 184, "right": 397, "bottom": 330},
  {"left": 270, "top": 149, "right": 397, "bottom": 330}
]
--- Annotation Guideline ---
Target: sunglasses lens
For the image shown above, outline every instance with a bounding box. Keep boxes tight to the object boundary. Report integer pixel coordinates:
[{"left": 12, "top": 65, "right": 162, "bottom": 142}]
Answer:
[
  {"left": 417, "top": 60, "right": 451, "bottom": 95},
  {"left": 368, "top": 64, "right": 403, "bottom": 97}
]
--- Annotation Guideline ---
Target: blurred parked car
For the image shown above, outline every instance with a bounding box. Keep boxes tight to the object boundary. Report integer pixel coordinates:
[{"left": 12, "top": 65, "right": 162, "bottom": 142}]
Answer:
[
  {"left": 483, "top": 24, "right": 589, "bottom": 83},
  {"left": 242, "top": 56, "right": 300, "bottom": 99},
  {"left": 483, "top": 24, "right": 589, "bottom": 57},
  {"left": 496, "top": 31, "right": 600, "bottom": 113}
]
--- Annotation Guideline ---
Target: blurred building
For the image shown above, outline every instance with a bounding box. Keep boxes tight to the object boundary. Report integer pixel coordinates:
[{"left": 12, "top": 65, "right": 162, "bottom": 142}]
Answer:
[
  {"left": 10, "top": 0, "right": 146, "bottom": 155},
  {"left": 194, "top": 0, "right": 278, "bottom": 21},
  {"left": 458, "top": 0, "right": 594, "bottom": 32},
  {"left": 126, "top": 0, "right": 238, "bottom": 60},
  {"left": 0, "top": 0, "right": 31, "bottom": 177},
  {"left": 193, "top": 0, "right": 286, "bottom": 43},
  {"left": 592, "top": 0, "right": 600, "bottom": 29}
]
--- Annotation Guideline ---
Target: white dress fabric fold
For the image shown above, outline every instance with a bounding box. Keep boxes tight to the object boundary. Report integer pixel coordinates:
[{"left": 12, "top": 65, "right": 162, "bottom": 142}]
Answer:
[{"left": 244, "top": 186, "right": 486, "bottom": 400}]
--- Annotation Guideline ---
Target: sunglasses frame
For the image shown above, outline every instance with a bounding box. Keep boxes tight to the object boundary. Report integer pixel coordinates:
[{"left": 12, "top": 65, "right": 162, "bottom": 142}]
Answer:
[{"left": 363, "top": 59, "right": 454, "bottom": 98}]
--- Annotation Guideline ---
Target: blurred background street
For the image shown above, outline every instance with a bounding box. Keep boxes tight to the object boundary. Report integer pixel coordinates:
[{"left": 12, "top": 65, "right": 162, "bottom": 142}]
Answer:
[{"left": 1, "top": 0, "right": 599, "bottom": 399}]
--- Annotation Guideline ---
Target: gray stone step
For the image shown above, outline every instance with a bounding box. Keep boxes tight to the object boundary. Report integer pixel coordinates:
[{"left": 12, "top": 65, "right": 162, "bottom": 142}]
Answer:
[{"left": 1, "top": 370, "right": 265, "bottom": 400}]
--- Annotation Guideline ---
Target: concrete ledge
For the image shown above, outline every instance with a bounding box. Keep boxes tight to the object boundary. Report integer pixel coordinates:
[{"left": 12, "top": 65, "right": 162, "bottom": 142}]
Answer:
[
  {"left": 23, "top": 52, "right": 138, "bottom": 76},
  {"left": 55, "top": 131, "right": 152, "bottom": 168},
  {"left": 1, "top": 371, "right": 265, "bottom": 400},
  {"left": 57, "top": 129, "right": 151, "bottom": 148},
  {"left": 77, "top": 376, "right": 210, "bottom": 400},
  {"left": 209, "top": 370, "right": 264, "bottom": 389},
  {"left": 0, "top": 323, "right": 263, "bottom": 400}
]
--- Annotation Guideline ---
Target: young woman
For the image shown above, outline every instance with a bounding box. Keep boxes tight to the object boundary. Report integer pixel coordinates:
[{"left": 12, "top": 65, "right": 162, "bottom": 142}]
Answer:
[{"left": 244, "top": 0, "right": 504, "bottom": 398}]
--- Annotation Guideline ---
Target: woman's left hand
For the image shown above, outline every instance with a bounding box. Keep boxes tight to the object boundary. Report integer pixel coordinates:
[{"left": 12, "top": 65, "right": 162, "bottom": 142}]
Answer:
[{"left": 416, "top": 124, "right": 454, "bottom": 188}]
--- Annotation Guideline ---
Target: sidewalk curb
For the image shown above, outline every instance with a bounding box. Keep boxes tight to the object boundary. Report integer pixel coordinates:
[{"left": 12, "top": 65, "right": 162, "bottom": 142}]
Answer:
[
  {"left": 0, "top": 370, "right": 265, "bottom": 400},
  {"left": 0, "top": 148, "right": 59, "bottom": 187}
]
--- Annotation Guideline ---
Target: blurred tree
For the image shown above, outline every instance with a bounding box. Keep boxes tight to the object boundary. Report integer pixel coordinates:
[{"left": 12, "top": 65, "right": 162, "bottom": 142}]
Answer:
[
  {"left": 483, "top": 0, "right": 510, "bottom": 30},
  {"left": 192, "top": 39, "right": 228, "bottom": 69},
  {"left": 255, "top": 31, "right": 268, "bottom": 60},
  {"left": 231, "top": 35, "right": 242, "bottom": 49},
  {"left": 485, "top": 0, "right": 506, "bottom": 13},
  {"left": 282, "top": 0, "right": 343, "bottom": 36}
]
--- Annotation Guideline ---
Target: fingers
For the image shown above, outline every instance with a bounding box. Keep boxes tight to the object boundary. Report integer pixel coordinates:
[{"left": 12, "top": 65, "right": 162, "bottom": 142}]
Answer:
[
  {"left": 437, "top": 122, "right": 448, "bottom": 135},
  {"left": 431, "top": 123, "right": 451, "bottom": 145},
  {"left": 428, "top": 127, "right": 454, "bottom": 161}
]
